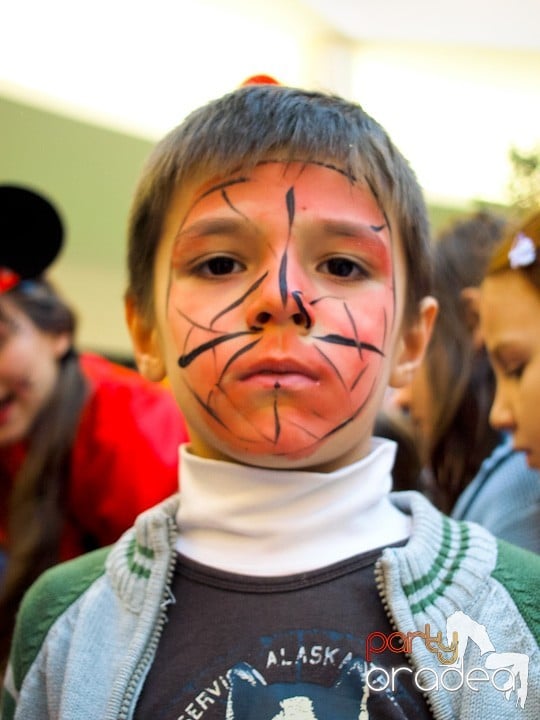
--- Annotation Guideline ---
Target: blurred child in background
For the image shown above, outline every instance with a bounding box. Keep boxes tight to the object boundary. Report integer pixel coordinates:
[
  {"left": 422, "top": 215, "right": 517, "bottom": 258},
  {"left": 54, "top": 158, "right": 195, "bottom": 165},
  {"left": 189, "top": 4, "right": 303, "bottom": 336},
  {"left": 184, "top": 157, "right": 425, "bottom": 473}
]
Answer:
[
  {"left": 480, "top": 210, "right": 540, "bottom": 471},
  {"left": 392, "top": 211, "right": 540, "bottom": 552},
  {"left": 0, "top": 185, "right": 189, "bottom": 671}
]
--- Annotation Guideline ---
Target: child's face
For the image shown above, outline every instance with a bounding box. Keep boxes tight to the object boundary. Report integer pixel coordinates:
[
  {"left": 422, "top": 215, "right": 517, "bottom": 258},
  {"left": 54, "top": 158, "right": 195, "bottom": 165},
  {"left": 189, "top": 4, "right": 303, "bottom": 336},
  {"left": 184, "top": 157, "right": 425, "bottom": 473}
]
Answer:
[
  {"left": 0, "top": 297, "right": 68, "bottom": 446},
  {"left": 480, "top": 269, "right": 540, "bottom": 469},
  {"left": 142, "top": 161, "right": 416, "bottom": 471}
]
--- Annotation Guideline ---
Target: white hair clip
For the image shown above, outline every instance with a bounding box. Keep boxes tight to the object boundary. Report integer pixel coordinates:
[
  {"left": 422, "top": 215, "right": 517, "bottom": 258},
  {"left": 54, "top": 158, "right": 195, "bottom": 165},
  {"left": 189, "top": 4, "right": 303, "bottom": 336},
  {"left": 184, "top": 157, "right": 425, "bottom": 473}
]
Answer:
[{"left": 508, "top": 232, "right": 537, "bottom": 269}]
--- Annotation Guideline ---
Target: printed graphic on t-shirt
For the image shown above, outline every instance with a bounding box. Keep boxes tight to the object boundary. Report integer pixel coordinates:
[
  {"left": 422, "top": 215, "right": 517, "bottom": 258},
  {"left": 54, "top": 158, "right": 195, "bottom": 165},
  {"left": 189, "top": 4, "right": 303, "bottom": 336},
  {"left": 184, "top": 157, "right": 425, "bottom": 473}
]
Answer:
[
  {"left": 134, "top": 552, "right": 433, "bottom": 719},
  {"left": 140, "top": 629, "right": 429, "bottom": 719}
]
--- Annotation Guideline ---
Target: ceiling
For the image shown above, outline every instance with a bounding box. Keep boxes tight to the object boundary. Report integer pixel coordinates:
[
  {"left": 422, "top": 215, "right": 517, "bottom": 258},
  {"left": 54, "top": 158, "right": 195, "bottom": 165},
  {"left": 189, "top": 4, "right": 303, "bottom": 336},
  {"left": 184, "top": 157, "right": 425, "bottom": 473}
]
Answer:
[{"left": 301, "top": 0, "right": 540, "bottom": 51}]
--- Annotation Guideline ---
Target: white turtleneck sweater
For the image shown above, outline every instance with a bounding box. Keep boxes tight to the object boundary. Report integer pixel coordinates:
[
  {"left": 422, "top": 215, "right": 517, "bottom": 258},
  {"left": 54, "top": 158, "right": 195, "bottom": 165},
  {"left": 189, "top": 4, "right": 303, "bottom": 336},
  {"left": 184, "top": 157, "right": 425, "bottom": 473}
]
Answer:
[{"left": 175, "top": 438, "right": 411, "bottom": 576}]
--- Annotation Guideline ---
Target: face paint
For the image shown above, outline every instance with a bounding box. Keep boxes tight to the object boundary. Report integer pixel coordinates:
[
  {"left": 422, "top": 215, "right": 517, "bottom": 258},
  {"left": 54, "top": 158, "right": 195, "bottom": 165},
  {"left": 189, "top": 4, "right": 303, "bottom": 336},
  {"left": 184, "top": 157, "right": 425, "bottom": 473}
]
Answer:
[{"left": 155, "top": 162, "right": 402, "bottom": 469}]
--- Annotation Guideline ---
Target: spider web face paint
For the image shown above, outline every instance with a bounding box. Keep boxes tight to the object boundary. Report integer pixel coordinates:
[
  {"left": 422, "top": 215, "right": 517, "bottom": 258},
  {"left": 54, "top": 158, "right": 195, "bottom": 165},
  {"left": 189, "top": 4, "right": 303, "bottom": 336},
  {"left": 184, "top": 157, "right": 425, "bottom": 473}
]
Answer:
[{"left": 159, "top": 162, "right": 400, "bottom": 468}]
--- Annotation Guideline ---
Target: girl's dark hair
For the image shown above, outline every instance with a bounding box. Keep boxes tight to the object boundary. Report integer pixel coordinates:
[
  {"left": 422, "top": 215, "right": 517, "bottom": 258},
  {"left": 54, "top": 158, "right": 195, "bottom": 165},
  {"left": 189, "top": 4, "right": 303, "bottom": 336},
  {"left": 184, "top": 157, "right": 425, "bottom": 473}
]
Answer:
[
  {"left": 425, "top": 212, "right": 506, "bottom": 513},
  {"left": 126, "top": 84, "right": 433, "bottom": 325},
  {"left": 0, "top": 280, "right": 88, "bottom": 671}
]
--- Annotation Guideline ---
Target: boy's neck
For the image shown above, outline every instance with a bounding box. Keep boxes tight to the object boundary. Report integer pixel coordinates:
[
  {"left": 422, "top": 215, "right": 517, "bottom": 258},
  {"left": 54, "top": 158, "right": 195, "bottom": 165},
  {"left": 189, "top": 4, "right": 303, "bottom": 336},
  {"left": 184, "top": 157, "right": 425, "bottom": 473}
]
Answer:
[{"left": 175, "top": 438, "right": 411, "bottom": 576}]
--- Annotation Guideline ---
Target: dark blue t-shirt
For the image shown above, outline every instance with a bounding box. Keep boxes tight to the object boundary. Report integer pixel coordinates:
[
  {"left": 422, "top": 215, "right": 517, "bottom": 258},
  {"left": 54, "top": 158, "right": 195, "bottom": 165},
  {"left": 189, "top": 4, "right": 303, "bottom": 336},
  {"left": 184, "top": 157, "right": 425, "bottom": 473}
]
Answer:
[{"left": 134, "top": 545, "right": 433, "bottom": 719}]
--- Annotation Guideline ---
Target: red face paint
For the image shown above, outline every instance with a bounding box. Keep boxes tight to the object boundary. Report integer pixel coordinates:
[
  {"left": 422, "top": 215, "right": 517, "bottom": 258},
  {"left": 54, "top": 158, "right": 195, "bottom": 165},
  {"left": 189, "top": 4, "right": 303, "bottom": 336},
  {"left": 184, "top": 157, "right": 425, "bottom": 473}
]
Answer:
[{"left": 159, "top": 162, "right": 399, "bottom": 469}]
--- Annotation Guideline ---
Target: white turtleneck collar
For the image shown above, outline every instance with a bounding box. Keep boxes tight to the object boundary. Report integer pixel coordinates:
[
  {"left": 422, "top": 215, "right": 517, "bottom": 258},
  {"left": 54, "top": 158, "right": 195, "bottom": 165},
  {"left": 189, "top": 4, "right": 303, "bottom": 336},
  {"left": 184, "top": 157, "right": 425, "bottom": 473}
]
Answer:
[{"left": 175, "top": 438, "right": 411, "bottom": 576}]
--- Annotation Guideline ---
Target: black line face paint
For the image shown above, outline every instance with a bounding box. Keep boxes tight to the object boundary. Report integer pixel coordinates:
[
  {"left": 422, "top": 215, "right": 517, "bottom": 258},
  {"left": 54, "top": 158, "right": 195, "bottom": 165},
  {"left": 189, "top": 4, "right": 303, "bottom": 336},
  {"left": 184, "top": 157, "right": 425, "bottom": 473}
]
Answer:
[
  {"left": 278, "top": 187, "right": 295, "bottom": 306},
  {"left": 273, "top": 390, "right": 281, "bottom": 443},
  {"left": 162, "top": 161, "right": 399, "bottom": 467},
  {"left": 285, "top": 186, "right": 295, "bottom": 227},
  {"left": 278, "top": 251, "right": 288, "bottom": 308},
  {"left": 210, "top": 273, "right": 269, "bottom": 329},
  {"left": 313, "top": 334, "right": 385, "bottom": 357},
  {"left": 199, "top": 177, "right": 250, "bottom": 201},
  {"left": 216, "top": 339, "right": 262, "bottom": 386},
  {"left": 178, "top": 330, "right": 259, "bottom": 368},
  {"left": 291, "top": 291, "right": 312, "bottom": 329}
]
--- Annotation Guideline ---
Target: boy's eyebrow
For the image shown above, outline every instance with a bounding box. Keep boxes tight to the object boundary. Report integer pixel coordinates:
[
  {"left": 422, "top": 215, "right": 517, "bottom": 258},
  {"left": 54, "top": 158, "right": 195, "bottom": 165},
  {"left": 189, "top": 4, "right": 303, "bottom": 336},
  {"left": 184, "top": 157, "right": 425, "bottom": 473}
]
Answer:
[
  {"left": 176, "top": 216, "right": 253, "bottom": 241},
  {"left": 174, "top": 217, "right": 388, "bottom": 244},
  {"left": 175, "top": 178, "right": 251, "bottom": 236},
  {"left": 319, "top": 219, "right": 389, "bottom": 244}
]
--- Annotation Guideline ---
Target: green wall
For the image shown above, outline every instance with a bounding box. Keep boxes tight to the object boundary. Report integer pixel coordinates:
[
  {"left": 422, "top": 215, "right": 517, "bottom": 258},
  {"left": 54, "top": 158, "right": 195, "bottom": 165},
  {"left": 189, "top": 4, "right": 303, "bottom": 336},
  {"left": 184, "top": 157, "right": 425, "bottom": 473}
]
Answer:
[{"left": 1, "top": 94, "right": 154, "bottom": 358}]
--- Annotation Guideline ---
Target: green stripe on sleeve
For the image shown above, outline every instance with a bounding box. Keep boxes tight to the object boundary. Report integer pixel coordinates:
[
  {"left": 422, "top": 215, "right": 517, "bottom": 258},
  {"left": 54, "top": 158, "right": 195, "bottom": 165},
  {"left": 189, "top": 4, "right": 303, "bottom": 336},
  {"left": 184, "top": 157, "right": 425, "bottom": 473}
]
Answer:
[
  {"left": 492, "top": 540, "right": 540, "bottom": 642},
  {"left": 8, "top": 546, "right": 110, "bottom": 692}
]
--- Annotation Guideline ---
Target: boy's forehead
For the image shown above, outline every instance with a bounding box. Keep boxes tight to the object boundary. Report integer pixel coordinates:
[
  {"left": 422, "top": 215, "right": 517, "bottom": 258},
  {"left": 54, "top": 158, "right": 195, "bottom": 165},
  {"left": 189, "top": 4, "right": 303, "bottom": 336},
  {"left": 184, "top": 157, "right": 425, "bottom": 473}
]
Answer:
[
  {"left": 174, "top": 160, "right": 386, "bottom": 225},
  {"left": 192, "top": 160, "right": 350, "bottom": 194}
]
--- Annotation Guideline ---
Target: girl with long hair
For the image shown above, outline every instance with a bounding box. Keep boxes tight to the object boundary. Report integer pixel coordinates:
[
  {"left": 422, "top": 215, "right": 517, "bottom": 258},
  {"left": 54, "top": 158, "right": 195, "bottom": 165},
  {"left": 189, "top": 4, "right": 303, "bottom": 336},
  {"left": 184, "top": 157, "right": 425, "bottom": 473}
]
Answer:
[
  {"left": 393, "top": 211, "right": 539, "bottom": 551},
  {"left": 0, "top": 185, "right": 189, "bottom": 672}
]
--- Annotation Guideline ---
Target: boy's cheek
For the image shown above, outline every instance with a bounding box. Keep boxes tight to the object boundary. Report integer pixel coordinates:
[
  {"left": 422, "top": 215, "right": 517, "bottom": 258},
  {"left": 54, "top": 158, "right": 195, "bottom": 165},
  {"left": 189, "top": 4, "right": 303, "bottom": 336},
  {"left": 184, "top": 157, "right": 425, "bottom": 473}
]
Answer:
[
  {"left": 166, "top": 280, "right": 235, "bottom": 330},
  {"left": 317, "top": 286, "right": 395, "bottom": 346}
]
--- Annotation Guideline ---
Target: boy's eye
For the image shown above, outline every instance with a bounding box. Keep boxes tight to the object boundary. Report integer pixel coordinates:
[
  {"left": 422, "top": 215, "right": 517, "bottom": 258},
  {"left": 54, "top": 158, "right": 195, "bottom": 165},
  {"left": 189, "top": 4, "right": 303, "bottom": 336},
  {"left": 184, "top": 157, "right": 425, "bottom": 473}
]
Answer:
[
  {"left": 318, "top": 257, "right": 368, "bottom": 279},
  {"left": 197, "top": 256, "right": 244, "bottom": 277}
]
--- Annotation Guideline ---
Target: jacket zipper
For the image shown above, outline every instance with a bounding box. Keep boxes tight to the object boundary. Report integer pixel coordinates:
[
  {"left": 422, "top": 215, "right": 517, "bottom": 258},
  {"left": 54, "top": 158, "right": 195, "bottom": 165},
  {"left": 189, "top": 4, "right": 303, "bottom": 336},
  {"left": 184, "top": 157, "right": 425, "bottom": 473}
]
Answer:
[
  {"left": 374, "top": 556, "right": 437, "bottom": 718},
  {"left": 117, "top": 516, "right": 179, "bottom": 719}
]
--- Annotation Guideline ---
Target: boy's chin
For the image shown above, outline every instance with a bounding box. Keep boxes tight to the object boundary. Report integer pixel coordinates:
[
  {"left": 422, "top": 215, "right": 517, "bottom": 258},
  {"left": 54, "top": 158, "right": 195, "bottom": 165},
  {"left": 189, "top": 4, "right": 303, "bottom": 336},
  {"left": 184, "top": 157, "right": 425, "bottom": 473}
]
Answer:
[
  {"left": 193, "top": 431, "right": 369, "bottom": 473},
  {"left": 235, "top": 446, "right": 367, "bottom": 473}
]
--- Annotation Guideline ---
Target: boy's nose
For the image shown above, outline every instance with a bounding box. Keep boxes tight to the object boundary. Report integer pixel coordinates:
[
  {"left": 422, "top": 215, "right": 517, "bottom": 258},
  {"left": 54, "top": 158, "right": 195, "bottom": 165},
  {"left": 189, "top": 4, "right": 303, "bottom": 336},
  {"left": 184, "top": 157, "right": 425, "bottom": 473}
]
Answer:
[{"left": 245, "top": 267, "right": 314, "bottom": 333}]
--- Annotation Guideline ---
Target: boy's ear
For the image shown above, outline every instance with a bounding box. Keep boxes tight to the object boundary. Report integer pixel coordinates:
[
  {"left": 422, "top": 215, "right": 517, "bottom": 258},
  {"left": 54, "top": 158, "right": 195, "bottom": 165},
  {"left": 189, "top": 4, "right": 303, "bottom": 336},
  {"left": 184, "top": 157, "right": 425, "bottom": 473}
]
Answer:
[
  {"left": 460, "top": 286, "right": 483, "bottom": 350},
  {"left": 389, "top": 296, "right": 438, "bottom": 388},
  {"left": 124, "top": 296, "right": 166, "bottom": 382}
]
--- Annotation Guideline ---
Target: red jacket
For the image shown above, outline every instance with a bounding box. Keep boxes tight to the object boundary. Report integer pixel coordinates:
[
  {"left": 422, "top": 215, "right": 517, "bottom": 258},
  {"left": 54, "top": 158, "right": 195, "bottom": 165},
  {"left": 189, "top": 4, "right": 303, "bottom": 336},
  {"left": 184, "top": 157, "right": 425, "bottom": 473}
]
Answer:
[{"left": 0, "top": 353, "right": 189, "bottom": 560}]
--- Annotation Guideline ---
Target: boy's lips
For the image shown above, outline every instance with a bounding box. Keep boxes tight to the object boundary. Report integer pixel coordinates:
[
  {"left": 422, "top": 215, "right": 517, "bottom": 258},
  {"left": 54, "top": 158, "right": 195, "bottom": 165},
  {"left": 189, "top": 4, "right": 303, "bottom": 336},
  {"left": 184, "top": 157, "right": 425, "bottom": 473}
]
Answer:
[{"left": 238, "top": 358, "right": 320, "bottom": 388}]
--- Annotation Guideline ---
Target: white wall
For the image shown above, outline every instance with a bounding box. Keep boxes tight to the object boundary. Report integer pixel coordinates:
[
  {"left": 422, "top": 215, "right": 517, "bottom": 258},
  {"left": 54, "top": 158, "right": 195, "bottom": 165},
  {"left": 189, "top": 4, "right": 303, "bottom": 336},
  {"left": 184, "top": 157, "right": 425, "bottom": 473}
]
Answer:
[
  {"left": 349, "top": 43, "right": 540, "bottom": 204},
  {"left": 2, "top": 0, "right": 538, "bottom": 205}
]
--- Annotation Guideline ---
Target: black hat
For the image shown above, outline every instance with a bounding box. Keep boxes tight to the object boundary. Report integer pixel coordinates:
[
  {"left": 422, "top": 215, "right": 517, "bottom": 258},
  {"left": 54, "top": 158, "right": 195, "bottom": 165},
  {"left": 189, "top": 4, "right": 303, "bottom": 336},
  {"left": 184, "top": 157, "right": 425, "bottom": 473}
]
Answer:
[{"left": 0, "top": 185, "right": 64, "bottom": 290}]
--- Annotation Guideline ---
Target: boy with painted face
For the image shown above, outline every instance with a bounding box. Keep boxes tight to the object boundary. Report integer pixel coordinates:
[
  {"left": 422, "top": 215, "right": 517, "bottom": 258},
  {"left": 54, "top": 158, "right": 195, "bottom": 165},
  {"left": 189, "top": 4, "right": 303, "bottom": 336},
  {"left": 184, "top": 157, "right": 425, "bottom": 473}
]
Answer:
[{"left": 2, "top": 85, "right": 539, "bottom": 719}]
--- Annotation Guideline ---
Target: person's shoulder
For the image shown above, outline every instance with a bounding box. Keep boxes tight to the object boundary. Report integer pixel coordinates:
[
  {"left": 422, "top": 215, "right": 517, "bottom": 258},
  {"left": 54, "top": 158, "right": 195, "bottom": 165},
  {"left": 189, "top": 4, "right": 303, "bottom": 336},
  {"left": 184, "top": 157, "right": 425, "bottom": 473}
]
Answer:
[
  {"left": 79, "top": 352, "right": 180, "bottom": 408},
  {"left": 23, "top": 544, "right": 111, "bottom": 608},
  {"left": 10, "top": 547, "right": 111, "bottom": 685},
  {"left": 492, "top": 539, "right": 540, "bottom": 634},
  {"left": 494, "top": 537, "right": 540, "bottom": 578},
  {"left": 77, "top": 352, "right": 188, "bottom": 436},
  {"left": 79, "top": 352, "right": 150, "bottom": 389}
]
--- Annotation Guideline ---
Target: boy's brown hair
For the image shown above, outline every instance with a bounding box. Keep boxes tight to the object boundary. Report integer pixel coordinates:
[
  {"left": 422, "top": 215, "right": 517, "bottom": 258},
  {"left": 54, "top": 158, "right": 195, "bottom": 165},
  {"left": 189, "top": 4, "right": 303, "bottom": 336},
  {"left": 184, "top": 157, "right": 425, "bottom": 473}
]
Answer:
[{"left": 126, "top": 84, "right": 432, "bottom": 322}]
